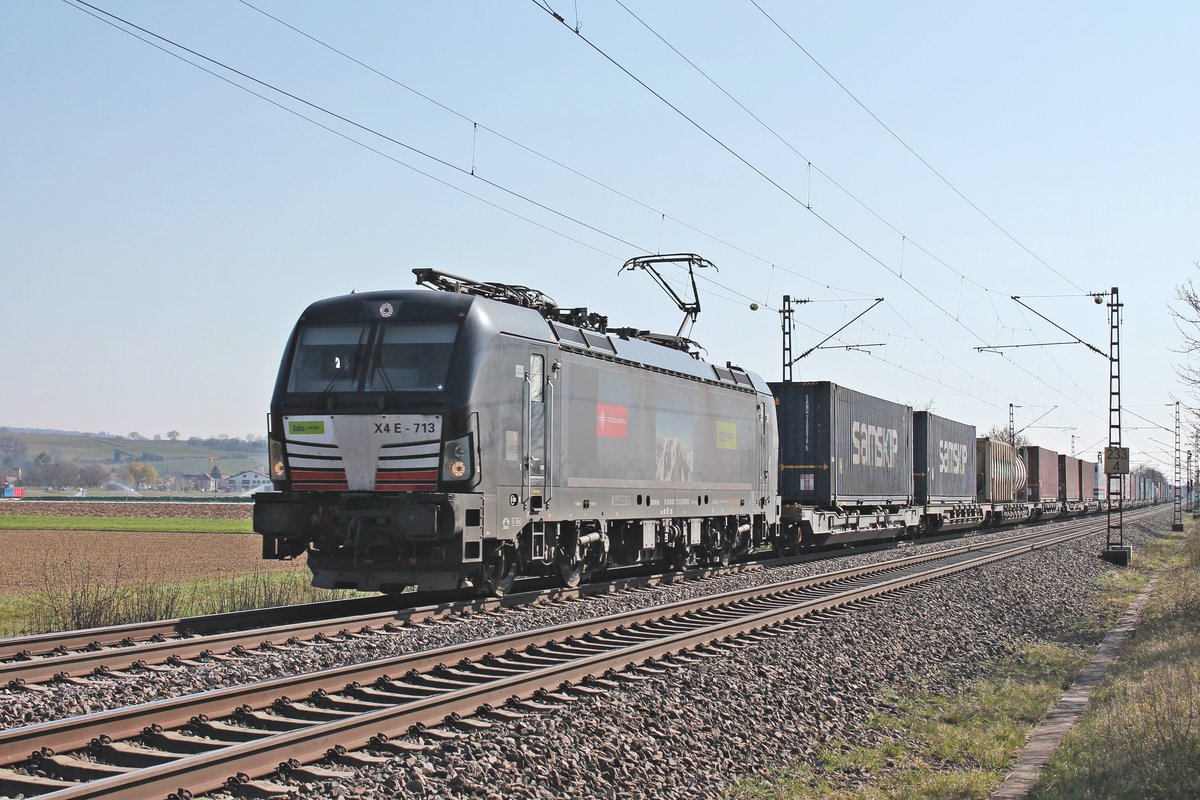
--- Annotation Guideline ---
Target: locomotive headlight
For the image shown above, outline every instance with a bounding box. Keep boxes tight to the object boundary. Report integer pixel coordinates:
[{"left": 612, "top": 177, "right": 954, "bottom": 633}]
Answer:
[
  {"left": 269, "top": 439, "right": 287, "bottom": 481},
  {"left": 442, "top": 434, "right": 473, "bottom": 482}
]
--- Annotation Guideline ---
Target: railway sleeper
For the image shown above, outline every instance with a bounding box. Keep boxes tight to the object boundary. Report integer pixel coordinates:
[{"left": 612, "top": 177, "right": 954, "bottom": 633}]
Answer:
[
  {"left": 188, "top": 718, "right": 275, "bottom": 742},
  {"left": 142, "top": 727, "right": 229, "bottom": 754},
  {"left": 225, "top": 773, "right": 298, "bottom": 798},
  {"left": 0, "top": 766, "right": 77, "bottom": 795},
  {"left": 278, "top": 758, "right": 354, "bottom": 782},
  {"left": 31, "top": 752, "right": 135, "bottom": 781},
  {"left": 91, "top": 739, "right": 187, "bottom": 768}
]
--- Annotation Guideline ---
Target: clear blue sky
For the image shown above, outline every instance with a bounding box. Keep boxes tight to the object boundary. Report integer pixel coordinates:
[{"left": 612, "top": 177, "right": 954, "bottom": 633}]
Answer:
[{"left": 2, "top": 1, "right": 1196, "bottom": 474}]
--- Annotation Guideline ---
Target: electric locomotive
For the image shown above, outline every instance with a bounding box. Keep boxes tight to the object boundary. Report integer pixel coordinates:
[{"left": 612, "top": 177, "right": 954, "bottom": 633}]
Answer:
[{"left": 255, "top": 264, "right": 779, "bottom": 595}]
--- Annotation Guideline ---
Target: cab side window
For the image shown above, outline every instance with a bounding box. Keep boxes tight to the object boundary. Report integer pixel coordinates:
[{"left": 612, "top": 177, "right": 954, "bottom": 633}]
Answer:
[{"left": 529, "top": 354, "right": 545, "bottom": 403}]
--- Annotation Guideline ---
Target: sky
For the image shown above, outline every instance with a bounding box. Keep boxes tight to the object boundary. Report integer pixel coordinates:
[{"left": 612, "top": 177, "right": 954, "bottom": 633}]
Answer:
[{"left": 2, "top": 1, "right": 1197, "bottom": 475}]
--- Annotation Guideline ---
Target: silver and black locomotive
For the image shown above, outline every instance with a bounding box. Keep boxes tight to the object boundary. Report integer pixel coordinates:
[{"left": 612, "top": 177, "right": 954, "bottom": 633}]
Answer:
[{"left": 254, "top": 263, "right": 779, "bottom": 595}]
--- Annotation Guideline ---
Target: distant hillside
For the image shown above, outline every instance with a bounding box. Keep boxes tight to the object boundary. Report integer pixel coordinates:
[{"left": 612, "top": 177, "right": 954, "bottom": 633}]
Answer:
[{"left": 1, "top": 430, "right": 267, "bottom": 478}]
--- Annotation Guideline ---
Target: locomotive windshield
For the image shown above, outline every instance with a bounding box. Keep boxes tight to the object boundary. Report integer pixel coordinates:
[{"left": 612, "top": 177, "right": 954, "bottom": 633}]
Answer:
[{"left": 286, "top": 320, "right": 458, "bottom": 395}]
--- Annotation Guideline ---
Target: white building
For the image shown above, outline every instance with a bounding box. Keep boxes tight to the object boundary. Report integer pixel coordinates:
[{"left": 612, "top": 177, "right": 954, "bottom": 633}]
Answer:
[{"left": 225, "top": 470, "right": 272, "bottom": 493}]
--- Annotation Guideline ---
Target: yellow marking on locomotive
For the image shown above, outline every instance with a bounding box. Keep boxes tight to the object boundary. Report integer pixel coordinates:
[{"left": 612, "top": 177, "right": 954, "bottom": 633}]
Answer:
[{"left": 716, "top": 421, "right": 737, "bottom": 450}]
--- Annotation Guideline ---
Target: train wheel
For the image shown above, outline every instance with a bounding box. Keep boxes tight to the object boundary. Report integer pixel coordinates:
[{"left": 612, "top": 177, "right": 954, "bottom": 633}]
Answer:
[
  {"left": 482, "top": 546, "right": 517, "bottom": 596},
  {"left": 556, "top": 549, "right": 583, "bottom": 588},
  {"left": 670, "top": 545, "right": 689, "bottom": 571}
]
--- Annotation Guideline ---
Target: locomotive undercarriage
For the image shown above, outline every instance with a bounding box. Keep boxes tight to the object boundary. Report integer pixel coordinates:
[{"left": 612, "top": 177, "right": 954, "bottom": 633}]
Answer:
[
  {"left": 500, "top": 515, "right": 760, "bottom": 594},
  {"left": 258, "top": 490, "right": 768, "bottom": 595}
]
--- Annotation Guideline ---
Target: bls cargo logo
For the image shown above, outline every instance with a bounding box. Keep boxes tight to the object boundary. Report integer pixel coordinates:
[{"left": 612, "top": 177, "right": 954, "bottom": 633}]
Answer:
[
  {"left": 596, "top": 403, "right": 628, "bottom": 439},
  {"left": 938, "top": 440, "right": 969, "bottom": 475},
  {"left": 851, "top": 421, "right": 899, "bottom": 468}
]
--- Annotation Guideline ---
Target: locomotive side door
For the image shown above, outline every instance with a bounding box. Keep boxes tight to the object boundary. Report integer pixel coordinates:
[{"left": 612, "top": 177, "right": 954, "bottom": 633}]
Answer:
[{"left": 525, "top": 347, "right": 551, "bottom": 513}]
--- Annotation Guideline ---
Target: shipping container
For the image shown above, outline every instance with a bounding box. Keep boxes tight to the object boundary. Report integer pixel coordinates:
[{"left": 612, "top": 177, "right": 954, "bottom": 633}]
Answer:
[
  {"left": 1019, "top": 446, "right": 1059, "bottom": 502},
  {"left": 1059, "top": 455, "right": 1082, "bottom": 502},
  {"left": 773, "top": 381, "right": 914, "bottom": 508},
  {"left": 12, "top": 487, "right": 22, "bottom": 498},
  {"left": 1079, "top": 459, "right": 1098, "bottom": 501},
  {"left": 913, "top": 412, "right": 976, "bottom": 503},
  {"left": 976, "top": 438, "right": 1027, "bottom": 502}
]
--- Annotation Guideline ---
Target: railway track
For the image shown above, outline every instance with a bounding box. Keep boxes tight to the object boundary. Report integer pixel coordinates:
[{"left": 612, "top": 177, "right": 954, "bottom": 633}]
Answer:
[
  {"left": 0, "top": 510, "right": 1122, "bottom": 690},
  {"left": 0, "top": 512, "right": 1094, "bottom": 689},
  {"left": 0, "top": 510, "right": 1144, "bottom": 800}
]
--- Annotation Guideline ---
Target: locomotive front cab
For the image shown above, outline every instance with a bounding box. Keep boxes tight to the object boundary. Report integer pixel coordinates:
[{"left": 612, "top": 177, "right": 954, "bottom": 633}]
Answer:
[{"left": 254, "top": 290, "right": 493, "bottom": 594}]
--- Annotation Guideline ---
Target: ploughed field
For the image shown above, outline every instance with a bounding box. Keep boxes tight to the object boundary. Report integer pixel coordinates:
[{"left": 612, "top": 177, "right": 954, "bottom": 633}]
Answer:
[
  {"left": 0, "top": 500, "right": 252, "bottom": 519},
  {"left": 0, "top": 500, "right": 303, "bottom": 596}
]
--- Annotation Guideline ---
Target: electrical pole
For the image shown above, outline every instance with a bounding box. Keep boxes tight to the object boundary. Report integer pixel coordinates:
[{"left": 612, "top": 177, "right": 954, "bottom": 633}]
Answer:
[
  {"left": 1009, "top": 403, "right": 1016, "bottom": 449},
  {"left": 1173, "top": 401, "right": 1184, "bottom": 532},
  {"left": 1103, "top": 287, "right": 1131, "bottom": 564},
  {"left": 781, "top": 295, "right": 793, "bottom": 383}
]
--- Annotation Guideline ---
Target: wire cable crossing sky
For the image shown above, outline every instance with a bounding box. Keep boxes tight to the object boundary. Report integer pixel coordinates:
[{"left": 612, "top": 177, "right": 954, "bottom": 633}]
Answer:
[{"left": 1, "top": 0, "right": 1194, "bottom": 475}]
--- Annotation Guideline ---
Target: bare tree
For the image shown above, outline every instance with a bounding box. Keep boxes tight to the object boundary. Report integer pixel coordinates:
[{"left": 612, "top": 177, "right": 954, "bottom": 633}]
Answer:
[
  {"left": 1173, "top": 261, "right": 1200, "bottom": 398},
  {"left": 985, "top": 424, "right": 1031, "bottom": 448}
]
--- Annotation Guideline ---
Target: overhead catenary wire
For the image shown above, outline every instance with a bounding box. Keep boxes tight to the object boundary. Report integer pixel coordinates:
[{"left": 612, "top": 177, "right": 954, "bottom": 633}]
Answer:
[
  {"left": 58, "top": 0, "right": 626, "bottom": 262},
  {"left": 236, "top": 0, "right": 875, "bottom": 302},
  {"left": 64, "top": 0, "right": 653, "bottom": 256},
  {"left": 746, "top": 0, "right": 1085, "bottom": 294},
  {"left": 232, "top": 0, "right": 1042, "bottom": 416},
  {"left": 600, "top": 0, "right": 1102, "bottom": 407},
  {"left": 68, "top": 0, "right": 1092, "bottom": 423},
  {"left": 611, "top": 0, "right": 1004, "bottom": 304},
  {"left": 529, "top": 0, "right": 1096, "bottom": 419}
]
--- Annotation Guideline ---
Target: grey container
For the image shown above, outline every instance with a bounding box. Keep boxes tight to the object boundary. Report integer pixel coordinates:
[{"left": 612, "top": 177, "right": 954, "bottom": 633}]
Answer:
[
  {"left": 771, "top": 381, "right": 913, "bottom": 508},
  {"left": 1019, "top": 445, "right": 1060, "bottom": 502},
  {"left": 1059, "top": 455, "right": 1082, "bottom": 502},
  {"left": 913, "top": 411, "right": 976, "bottom": 503},
  {"left": 976, "top": 438, "right": 1027, "bottom": 503}
]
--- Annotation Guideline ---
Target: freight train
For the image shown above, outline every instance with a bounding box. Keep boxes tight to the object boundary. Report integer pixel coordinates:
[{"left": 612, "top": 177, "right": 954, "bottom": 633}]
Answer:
[{"left": 253, "top": 263, "right": 1159, "bottom": 596}]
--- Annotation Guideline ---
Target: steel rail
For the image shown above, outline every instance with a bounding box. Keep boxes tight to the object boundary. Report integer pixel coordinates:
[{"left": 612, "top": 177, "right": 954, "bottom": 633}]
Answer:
[
  {"left": 0, "top": 507, "right": 1118, "bottom": 684},
  {"left": 8, "top": 513, "right": 1126, "bottom": 800},
  {"left": 0, "top": 510, "right": 1142, "bottom": 788},
  {"left": 0, "top": 560, "right": 784, "bottom": 687}
]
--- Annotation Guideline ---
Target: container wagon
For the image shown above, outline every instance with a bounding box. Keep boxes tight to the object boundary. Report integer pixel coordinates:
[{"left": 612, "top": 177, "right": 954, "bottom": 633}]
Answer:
[
  {"left": 1019, "top": 445, "right": 1062, "bottom": 517},
  {"left": 913, "top": 411, "right": 982, "bottom": 532},
  {"left": 1078, "top": 459, "right": 1098, "bottom": 510},
  {"left": 772, "top": 380, "right": 920, "bottom": 544},
  {"left": 976, "top": 438, "right": 1029, "bottom": 525},
  {"left": 1059, "top": 454, "right": 1084, "bottom": 512}
]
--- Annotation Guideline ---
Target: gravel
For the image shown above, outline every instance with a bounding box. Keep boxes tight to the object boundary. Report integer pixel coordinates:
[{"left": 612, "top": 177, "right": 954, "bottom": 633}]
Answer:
[
  {"left": 0, "top": 515, "right": 1116, "bottom": 730},
  {"left": 1, "top": 511, "right": 1167, "bottom": 798}
]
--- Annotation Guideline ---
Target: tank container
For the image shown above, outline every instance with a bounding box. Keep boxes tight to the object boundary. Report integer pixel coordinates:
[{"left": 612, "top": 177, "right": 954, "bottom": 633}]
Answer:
[{"left": 976, "top": 438, "right": 1027, "bottom": 502}]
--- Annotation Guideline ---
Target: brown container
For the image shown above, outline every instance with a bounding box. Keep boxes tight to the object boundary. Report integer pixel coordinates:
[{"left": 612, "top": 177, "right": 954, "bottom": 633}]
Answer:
[
  {"left": 1019, "top": 446, "right": 1059, "bottom": 502},
  {"left": 1059, "top": 455, "right": 1082, "bottom": 502},
  {"left": 1079, "top": 459, "right": 1098, "bottom": 500}
]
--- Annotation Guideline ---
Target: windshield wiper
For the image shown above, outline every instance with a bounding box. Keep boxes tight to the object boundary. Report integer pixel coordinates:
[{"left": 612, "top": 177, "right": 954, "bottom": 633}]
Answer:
[
  {"left": 315, "top": 327, "right": 368, "bottom": 410},
  {"left": 369, "top": 337, "right": 401, "bottom": 410}
]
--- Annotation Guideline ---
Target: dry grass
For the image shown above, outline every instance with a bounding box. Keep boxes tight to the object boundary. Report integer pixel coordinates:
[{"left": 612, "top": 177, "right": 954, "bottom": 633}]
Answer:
[
  {"left": 1030, "top": 526, "right": 1200, "bottom": 800},
  {"left": 6, "top": 549, "right": 356, "bottom": 636}
]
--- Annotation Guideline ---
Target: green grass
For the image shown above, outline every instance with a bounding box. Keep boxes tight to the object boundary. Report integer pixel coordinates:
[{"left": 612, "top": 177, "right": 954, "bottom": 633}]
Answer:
[
  {"left": 0, "top": 514, "right": 253, "bottom": 533},
  {"left": 730, "top": 643, "right": 1088, "bottom": 800},
  {"left": 1029, "top": 523, "right": 1200, "bottom": 800},
  {"left": 729, "top": 521, "right": 1196, "bottom": 800}
]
